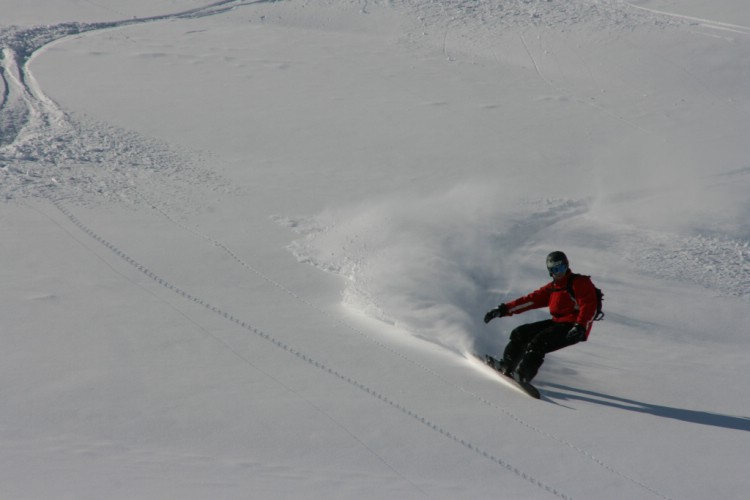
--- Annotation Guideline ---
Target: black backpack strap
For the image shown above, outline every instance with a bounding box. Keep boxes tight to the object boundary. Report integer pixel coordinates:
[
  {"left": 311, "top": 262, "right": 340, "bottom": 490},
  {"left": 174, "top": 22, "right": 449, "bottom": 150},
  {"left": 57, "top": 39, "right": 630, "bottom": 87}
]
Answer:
[{"left": 566, "top": 273, "right": 578, "bottom": 299}]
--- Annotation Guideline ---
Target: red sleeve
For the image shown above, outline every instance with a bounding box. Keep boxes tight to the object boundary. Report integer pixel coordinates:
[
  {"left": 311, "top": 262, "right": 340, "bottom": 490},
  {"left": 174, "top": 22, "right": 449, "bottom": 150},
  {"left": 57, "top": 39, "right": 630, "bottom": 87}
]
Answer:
[{"left": 505, "top": 282, "right": 553, "bottom": 316}]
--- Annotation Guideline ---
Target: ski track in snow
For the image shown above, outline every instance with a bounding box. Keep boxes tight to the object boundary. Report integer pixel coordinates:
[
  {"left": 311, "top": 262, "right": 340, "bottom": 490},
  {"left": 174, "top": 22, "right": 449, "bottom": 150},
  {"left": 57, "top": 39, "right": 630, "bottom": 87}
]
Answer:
[
  {"left": 0, "top": 0, "right": 271, "bottom": 205},
  {"left": 625, "top": 2, "right": 750, "bottom": 36},
  {"left": 46, "top": 197, "right": 578, "bottom": 500}
]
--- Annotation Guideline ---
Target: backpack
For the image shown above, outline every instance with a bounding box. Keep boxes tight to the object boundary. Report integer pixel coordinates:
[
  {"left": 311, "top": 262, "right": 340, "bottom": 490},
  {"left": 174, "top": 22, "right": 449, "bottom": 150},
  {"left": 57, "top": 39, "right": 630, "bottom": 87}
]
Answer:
[{"left": 567, "top": 273, "right": 604, "bottom": 321}]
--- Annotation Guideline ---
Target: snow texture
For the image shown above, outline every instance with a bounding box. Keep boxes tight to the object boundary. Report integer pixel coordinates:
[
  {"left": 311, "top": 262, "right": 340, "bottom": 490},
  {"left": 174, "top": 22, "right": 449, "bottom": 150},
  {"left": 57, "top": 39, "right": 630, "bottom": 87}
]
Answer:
[{"left": 2, "top": 1, "right": 749, "bottom": 499}]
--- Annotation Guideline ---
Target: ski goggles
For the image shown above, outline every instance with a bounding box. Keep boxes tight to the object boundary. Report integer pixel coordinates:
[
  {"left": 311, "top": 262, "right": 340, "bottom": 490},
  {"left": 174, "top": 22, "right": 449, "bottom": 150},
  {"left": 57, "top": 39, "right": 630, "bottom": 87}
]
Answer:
[{"left": 547, "top": 262, "right": 568, "bottom": 277}]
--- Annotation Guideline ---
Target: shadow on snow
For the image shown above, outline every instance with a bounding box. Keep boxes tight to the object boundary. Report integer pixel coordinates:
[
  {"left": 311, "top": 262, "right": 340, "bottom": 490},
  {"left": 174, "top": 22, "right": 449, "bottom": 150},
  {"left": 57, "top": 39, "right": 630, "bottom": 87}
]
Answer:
[{"left": 542, "top": 382, "right": 750, "bottom": 432}]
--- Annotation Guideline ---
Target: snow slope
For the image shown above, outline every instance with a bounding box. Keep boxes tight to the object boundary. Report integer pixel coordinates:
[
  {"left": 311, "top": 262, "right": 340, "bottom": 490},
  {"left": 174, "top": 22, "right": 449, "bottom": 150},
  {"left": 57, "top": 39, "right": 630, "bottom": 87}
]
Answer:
[{"left": 2, "top": 1, "right": 749, "bottom": 499}]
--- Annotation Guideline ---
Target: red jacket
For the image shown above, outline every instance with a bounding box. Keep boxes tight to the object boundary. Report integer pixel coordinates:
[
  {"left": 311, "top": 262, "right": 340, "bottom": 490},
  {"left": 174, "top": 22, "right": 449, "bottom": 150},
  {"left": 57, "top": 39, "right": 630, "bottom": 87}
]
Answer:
[{"left": 505, "top": 271, "right": 598, "bottom": 338}]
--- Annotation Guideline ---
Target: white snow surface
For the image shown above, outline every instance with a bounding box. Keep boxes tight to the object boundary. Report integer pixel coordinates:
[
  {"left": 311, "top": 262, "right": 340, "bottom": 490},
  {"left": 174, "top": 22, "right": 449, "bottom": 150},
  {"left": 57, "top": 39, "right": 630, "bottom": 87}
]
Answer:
[{"left": 2, "top": 1, "right": 749, "bottom": 499}]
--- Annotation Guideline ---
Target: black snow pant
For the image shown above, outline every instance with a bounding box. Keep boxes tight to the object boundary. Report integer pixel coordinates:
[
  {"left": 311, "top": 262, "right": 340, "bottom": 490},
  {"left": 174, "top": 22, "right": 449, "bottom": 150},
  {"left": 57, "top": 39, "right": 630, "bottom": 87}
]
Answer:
[{"left": 500, "top": 319, "right": 582, "bottom": 382}]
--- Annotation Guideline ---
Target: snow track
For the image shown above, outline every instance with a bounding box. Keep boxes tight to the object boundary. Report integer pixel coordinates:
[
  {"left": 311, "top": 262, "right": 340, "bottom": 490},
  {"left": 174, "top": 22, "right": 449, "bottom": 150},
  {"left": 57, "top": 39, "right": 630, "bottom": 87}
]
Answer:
[
  {"left": 48, "top": 197, "right": 575, "bottom": 500},
  {"left": 0, "top": 0, "right": 269, "bottom": 202},
  {"left": 626, "top": 2, "right": 750, "bottom": 36}
]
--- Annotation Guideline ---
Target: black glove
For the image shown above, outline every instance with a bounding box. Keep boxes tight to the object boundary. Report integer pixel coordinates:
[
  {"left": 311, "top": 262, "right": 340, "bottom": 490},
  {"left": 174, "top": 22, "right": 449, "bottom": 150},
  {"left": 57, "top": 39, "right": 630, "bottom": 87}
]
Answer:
[
  {"left": 567, "top": 324, "right": 586, "bottom": 342},
  {"left": 484, "top": 304, "right": 509, "bottom": 324}
]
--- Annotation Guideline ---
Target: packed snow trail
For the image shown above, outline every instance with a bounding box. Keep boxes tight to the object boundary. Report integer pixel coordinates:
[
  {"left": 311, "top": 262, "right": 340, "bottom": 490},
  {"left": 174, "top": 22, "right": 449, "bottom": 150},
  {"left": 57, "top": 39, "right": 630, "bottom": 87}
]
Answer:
[{"left": 0, "top": 0, "right": 270, "bottom": 201}]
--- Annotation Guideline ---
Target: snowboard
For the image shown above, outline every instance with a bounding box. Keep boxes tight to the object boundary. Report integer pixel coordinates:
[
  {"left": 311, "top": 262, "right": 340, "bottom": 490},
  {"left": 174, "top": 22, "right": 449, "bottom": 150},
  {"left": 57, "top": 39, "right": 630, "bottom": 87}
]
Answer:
[{"left": 483, "top": 354, "right": 541, "bottom": 399}]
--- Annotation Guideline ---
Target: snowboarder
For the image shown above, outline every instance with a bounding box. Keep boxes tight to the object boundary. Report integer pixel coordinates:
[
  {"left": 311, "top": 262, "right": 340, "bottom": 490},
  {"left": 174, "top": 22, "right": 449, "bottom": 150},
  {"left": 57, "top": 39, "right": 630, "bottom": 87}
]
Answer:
[{"left": 483, "top": 251, "right": 599, "bottom": 384}]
